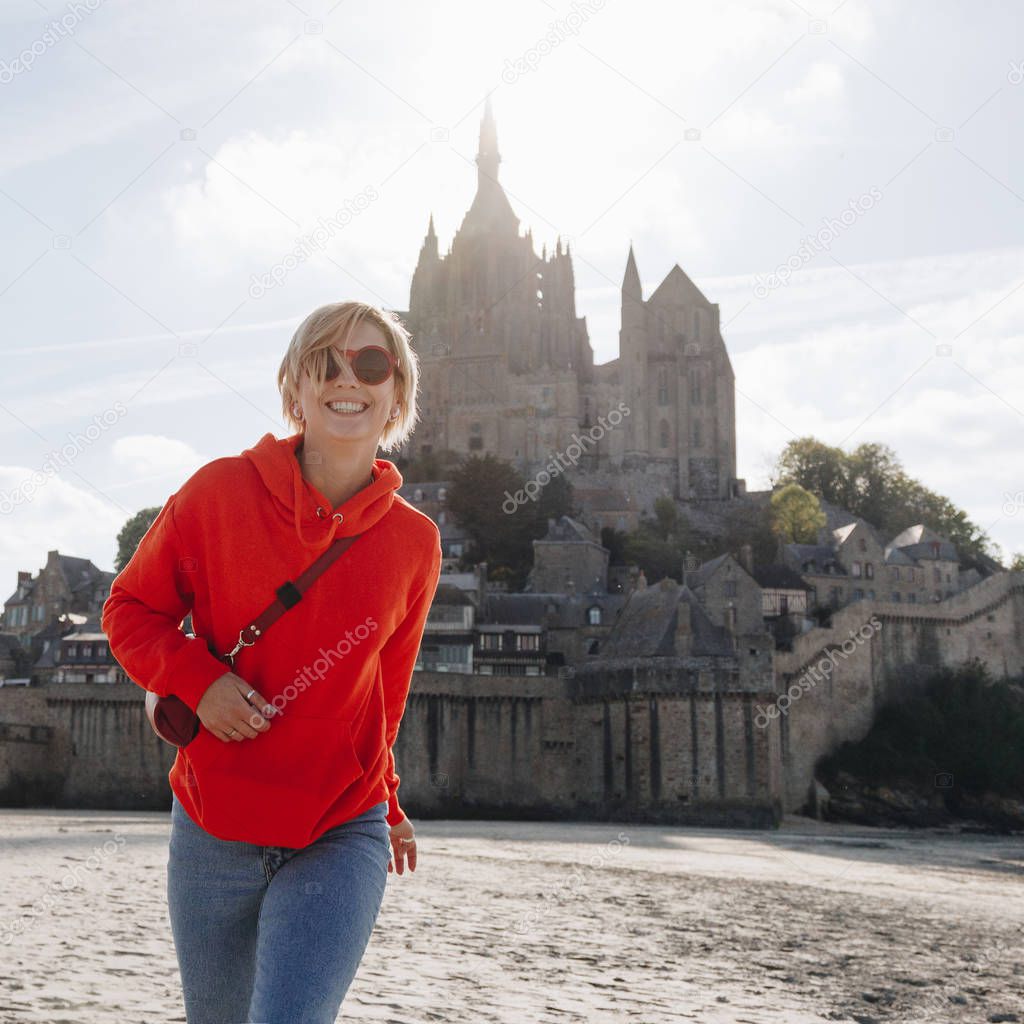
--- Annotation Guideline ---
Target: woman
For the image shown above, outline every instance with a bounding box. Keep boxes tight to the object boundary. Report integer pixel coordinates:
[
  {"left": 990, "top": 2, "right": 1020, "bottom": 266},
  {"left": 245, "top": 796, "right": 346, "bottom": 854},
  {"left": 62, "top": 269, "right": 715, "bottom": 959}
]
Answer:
[{"left": 101, "top": 301, "right": 442, "bottom": 1023}]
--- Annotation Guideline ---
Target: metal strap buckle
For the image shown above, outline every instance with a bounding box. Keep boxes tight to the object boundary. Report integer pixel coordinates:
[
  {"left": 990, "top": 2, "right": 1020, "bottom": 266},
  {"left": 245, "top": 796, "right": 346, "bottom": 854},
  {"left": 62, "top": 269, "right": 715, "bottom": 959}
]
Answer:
[{"left": 224, "top": 625, "right": 260, "bottom": 666}]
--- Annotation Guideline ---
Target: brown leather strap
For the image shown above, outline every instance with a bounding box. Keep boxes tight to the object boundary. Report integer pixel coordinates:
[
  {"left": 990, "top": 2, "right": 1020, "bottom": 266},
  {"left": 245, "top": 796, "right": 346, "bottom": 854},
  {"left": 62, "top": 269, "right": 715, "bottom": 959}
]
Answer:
[{"left": 223, "top": 533, "right": 363, "bottom": 664}]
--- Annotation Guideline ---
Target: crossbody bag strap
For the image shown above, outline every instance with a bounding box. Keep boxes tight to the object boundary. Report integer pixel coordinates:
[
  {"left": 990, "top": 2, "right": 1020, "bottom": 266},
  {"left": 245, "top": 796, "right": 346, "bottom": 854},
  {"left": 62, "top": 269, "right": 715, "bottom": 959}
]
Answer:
[{"left": 220, "top": 532, "right": 364, "bottom": 666}]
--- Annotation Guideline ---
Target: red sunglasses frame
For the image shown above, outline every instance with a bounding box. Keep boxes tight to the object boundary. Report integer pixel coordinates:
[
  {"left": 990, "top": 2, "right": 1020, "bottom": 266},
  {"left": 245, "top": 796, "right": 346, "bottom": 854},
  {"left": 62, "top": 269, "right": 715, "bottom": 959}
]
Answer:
[{"left": 320, "top": 344, "right": 397, "bottom": 386}]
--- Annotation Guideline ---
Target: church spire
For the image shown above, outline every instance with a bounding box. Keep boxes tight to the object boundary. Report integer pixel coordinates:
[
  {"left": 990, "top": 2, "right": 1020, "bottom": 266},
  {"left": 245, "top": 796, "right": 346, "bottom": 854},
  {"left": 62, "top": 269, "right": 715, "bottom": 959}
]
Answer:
[
  {"left": 623, "top": 242, "right": 642, "bottom": 298},
  {"left": 476, "top": 94, "right": 501, "bottom": 186}
]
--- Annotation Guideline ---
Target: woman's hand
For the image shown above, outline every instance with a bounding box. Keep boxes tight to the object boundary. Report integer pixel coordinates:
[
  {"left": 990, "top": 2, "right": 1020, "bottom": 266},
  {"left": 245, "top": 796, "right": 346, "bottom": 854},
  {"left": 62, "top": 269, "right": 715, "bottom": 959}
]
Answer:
[
  {"left": 196, "top": 672, "right": 279, "bottom": 742},
  {"left": 387, "top": 815, "right": 417, "bottom": 875}
]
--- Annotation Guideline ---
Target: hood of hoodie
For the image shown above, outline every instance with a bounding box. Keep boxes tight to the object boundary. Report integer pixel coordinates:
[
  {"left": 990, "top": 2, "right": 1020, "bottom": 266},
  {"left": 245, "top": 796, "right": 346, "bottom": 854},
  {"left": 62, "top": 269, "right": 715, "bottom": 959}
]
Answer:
[{"left": 241, "top": 432, "right": 404, "bottom": 551}]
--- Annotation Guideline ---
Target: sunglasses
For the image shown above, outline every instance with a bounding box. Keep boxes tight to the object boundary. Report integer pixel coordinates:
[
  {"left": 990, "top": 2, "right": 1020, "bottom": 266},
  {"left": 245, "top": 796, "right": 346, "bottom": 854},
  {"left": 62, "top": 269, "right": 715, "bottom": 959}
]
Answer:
[{"left": 321, "top": 345, "right": 396, "bottom": 386}]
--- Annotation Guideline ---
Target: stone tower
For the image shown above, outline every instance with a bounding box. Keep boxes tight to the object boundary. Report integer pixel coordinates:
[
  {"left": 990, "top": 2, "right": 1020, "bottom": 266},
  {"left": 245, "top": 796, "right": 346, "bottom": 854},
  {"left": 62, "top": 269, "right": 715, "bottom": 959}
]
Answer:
[{"left": 397, "top": 99, "right": 738, "bottom": 503}]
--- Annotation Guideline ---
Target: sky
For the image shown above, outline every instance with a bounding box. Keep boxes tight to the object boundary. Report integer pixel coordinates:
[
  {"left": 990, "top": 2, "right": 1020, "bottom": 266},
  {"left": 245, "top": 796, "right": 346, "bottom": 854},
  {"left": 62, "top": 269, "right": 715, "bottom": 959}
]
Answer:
[{"left": 0, "top": 0, "right": 1022, "bottom": 595}]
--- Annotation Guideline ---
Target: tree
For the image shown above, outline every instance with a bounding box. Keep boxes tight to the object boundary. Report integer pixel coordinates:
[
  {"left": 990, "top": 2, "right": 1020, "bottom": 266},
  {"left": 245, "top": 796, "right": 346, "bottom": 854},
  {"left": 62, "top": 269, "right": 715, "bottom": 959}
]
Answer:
[
  {"left": 621, "top": 496, "right": 710, "bottom": 583},
  {"left": 1010, "top": 553, "right": 1024, "bottom": 572},
  {"left": 770, "top": 484, "right": 826, "bottom": 544},
  {"left": 115, "top": 507, "right": 162, "bottom": 573},
  {"left": 774, "top": 437, "right": 992, "bottom": 563},
  {"left": 446, "top": 453, "right": 574, "bottom": 589},
  {"left": 720, "top": 501, "right": 778, "bottom": 567}
]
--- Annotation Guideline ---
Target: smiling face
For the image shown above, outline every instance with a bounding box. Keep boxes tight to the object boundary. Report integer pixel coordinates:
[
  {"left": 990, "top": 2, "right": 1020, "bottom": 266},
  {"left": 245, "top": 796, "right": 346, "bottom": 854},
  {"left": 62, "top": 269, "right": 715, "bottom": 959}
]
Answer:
[{"left": 295, "top": 320, "right": 399, "bottom": 456}]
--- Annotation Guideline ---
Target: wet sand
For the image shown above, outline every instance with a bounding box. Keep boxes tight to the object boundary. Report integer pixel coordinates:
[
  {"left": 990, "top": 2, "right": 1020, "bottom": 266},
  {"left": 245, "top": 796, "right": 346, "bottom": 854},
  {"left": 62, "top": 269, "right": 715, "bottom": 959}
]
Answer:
[{"left": 0, "top": 809, "right": 1022, "bottom": 1023}]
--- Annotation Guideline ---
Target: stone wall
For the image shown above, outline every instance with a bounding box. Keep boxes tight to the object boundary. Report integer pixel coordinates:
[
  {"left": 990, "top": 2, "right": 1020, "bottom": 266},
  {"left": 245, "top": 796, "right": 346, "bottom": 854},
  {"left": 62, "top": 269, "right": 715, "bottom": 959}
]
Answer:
[
  {"left": 772, "top": 572, "right": 1024, "bottom": 814},
  {"left": 1, "top": 572, "right": 1019, "bottom": 828}
]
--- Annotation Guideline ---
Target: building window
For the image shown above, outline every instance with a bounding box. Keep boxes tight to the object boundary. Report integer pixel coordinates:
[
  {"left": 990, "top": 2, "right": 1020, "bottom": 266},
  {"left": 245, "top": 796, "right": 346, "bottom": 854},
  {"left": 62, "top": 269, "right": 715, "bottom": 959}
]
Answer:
[
  {"left": 908, "top": 593, "right": 917, "bottom": 604},
  {"left": 723, "top": 581, "right": 737, "bottom": 597},
  {"left": 690, "top": 419, "right": 701, "bottom": 447},
  {"left": 587, "top": 606, "right": 602, "bottom": 625},
  {"left": 852, "top": 562, "right": 862, "bottom": 577},
  {"left": 892, "top": 567, "right": 900, "bottom": 581},
  {"left": 865, "top": 562, "right": 874, "bottom": 579},
  {"left": 67, "top": 644, "right": 77, "bottom": 657},
  {"left": 853, "top": 589, "right": 864, "bottom": 601},
  {"left": 933, "top": 567, "right": 941, "bottom": 583},
  {"left": 657, "top": 368, "right": 668, "bottom": 405},
  {"left": 858, "top": 538, "right": 867, "bottom": 552},
  {"left": 413, "top": 488, "right": 424, "bottom": 502},
  {"left": 438, "top": 487, "right": 447, "bottom": 502},
  {"left": 469, "top": 436, "right": 484, "bottom": 451},
  {"left": 689, "top": 367, "right": 701, "bottom": 405},
  {"left": 892, "top": 592, "right": 901, "bottom": 602},
  {"left": 517, "top": 634, "right": 539, "bottom": 651},
  {"left": 659, "top": 420, "right": 670, "bottom": 448}
]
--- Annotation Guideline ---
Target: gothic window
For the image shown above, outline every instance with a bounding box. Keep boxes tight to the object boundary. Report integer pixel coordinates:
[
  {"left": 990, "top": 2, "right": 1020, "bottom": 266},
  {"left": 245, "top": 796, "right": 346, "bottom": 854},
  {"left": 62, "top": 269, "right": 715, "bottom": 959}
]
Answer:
[
  {"left": 689, "top": 367, "right": 702, "bottom": 404},
  {"left": 659, "top": 419, "right": 670, "bottom": 448},
  {"left": 657, "top": 368, "right": 668, "bottom": 405}
]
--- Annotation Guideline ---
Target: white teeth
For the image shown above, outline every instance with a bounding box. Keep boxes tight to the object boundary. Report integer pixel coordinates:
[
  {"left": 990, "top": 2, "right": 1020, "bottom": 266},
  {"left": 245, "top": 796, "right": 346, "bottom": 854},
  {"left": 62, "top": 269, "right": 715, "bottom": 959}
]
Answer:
[{"left": 327, "top": 401, "right": 368, "bottom": 413}]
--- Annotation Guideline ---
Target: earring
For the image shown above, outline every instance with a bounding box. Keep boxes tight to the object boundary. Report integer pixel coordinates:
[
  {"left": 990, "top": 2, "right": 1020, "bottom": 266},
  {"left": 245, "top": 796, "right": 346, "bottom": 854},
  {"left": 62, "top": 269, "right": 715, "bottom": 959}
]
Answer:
[
  {"left": 389, "top": 407, "right": 400, "bottom": 420},
  {"left": 292, "top": 403, "right": 304, "bottom": 421}
]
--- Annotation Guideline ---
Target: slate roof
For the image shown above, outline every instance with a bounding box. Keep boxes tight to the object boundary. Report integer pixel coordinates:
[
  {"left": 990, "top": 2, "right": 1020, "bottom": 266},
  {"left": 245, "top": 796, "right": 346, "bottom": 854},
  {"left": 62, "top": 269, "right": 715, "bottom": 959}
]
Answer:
[
  {"left": 481, "top": 592, "right": 626, "bottom": 630},
  {"left": 684, "top": 552, "right": 731, "bottom": 589},
  {"left": 785, "top": 543, "right": 845, "bottom": 575},
  {"left": 753, "top": 565, "right": 813, "bottom": 591},
  {"left": 887, "top": 524, "right": 958, "bottom": 561},
  {"left": 4, "top": 554, "right": 113, "bottom": 606},
  {"left": 597, "top": 578, "right": 734, "bottom": 660},
  {"left": 537, "top": 516, "right": 600, "bottom": 545}
]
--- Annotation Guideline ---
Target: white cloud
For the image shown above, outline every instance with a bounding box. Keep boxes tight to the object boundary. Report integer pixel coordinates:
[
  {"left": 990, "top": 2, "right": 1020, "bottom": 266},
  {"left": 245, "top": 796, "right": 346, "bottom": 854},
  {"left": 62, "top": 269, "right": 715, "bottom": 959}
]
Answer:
[
  {"left": 109, "top": 434, "right": 208, "bottom": 480},
  {"left": 784, "top": 62, "right": 844, "bottom": 105}
]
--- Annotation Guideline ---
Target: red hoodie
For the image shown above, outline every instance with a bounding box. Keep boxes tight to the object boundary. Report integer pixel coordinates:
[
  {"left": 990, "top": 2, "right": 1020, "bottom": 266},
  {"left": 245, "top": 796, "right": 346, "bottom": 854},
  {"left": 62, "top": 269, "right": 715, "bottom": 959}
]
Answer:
[{"left": 101, "top": 431, "right": 442, "bottom": 848}]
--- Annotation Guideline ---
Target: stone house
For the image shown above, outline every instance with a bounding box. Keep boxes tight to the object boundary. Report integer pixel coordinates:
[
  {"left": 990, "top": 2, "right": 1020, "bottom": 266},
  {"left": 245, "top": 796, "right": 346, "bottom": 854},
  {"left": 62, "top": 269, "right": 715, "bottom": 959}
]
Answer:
[{"left": 2, "top": 551, "right": 114, "bottom": 642}]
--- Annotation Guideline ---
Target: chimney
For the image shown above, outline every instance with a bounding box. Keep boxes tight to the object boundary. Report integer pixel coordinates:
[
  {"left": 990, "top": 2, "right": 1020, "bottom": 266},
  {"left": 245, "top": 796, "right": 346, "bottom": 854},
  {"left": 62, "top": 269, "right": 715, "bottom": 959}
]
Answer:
[
  {"left": 17, "top": 571, "right": 31, "bottom": 584},
  {"left": 738, "top": 544, "right": 754, "bottom": 575}
]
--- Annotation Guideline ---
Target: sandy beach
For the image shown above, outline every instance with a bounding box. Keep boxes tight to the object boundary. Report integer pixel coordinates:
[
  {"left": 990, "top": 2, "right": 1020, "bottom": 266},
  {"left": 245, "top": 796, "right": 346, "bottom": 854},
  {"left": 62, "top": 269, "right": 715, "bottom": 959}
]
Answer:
[{"left": 0, "top": 809, "right": 1022, "bottom": 1023}]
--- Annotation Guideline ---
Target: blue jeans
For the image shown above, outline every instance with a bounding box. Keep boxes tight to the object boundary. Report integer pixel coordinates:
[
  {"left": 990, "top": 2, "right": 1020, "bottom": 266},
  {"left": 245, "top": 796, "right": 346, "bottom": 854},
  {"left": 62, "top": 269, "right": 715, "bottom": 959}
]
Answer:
[{"left": 166, "top": 792, "right": 391, "bottom": 1023}]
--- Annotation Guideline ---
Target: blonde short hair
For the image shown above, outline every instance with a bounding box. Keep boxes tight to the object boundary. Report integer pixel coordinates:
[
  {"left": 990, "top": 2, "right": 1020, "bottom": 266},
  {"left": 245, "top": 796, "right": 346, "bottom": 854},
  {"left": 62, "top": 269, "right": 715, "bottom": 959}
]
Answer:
[{"left": 277, "top": 301, "right": 419, "bottom": 454}]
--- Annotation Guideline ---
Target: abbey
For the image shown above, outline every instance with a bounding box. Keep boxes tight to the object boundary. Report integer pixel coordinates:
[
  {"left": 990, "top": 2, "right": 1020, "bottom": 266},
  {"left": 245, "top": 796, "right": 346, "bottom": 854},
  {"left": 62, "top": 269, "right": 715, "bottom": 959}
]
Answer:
[{"left": 396, "top": 99, "right": 740, "bottom": 502}]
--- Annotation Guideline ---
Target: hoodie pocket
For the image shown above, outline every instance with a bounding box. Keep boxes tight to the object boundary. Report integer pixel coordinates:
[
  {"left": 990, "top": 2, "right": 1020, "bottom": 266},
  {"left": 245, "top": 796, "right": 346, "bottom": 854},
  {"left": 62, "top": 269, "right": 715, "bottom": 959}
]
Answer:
[{"left": 184, "top": 713, "right": 365, "bottom": 847}]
